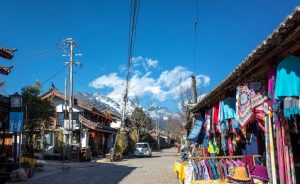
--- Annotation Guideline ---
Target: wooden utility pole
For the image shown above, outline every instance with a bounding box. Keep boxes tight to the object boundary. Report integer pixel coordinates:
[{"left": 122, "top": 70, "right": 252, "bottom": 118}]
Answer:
[{"left": 191, "top": 75, "right": 198, "bottom": 104}]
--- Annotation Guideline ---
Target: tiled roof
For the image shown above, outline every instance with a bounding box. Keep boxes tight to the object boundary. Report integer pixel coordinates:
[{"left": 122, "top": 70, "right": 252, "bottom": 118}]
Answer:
[{"left": 192, "top": 7, "right": 300, "bottom": 112}]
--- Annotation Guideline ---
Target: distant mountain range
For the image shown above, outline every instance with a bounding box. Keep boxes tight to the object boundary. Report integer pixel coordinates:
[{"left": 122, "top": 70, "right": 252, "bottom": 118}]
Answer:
[{"left": 74, "top": 92, "right": 179, "bottom": 129}]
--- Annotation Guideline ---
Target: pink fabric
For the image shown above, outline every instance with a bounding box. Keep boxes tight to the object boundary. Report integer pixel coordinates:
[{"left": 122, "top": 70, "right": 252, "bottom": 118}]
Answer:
[
  {"left": 227, "top": 137, "right": 234, "bottom": 156},
  {"left": 276, "top": 124, "right": 285, "bottom": 184},
  {"left": 282, "top": 120, "right": 292, "bottom": 184},
  {"left": 243, "top": 155, "right": 255, "bottom": 167},
  {"left": 268, "top": 67, "right": 277, "bottom": 110},
  {"left": 285, "top": 120, "right": 296, "bottom": 183}
]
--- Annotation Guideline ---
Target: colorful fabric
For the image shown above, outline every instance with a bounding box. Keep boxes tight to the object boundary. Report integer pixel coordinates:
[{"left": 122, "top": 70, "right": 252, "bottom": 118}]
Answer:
[
  {"left": 188, "top": 117, "right": 204, "bottom": 143},
  {"left": 205, "top": 109, "right": 212, "bottom": 133},
  {"left": 212, "top": 103, "right": 221, "bottom": 132},
  {"left": 275, "top": 119, "right": 285, "bottom": 184},
  {"left": 207, "top": 141, "right": 219, "bottom": 155},
  {"left": 227, "top": 136, "right": 234, "bottom": 156},
  {"left": 264, "top": 113, "right": 272, "bottom": 184},
  {"left": 284, "top": 120, "right": 296, "bottom": 184},
  {"left": 283, "top": 97, "right": 300, "bottom": 119},
  {"left": 243, "top": 155, "right": 254, "bottom": 167},
  {"left": 243, "top": 134, "right": 258, "bottom": 155},
  {"left": 274, "top": 55, "right": 300, "bottom": 99},
  {"left": 268, "top": 67, "right": 278, "bottom": 111},
  {"left": 249, "top": 82, "right": 267, "bottom": 108},
  {"left": 267, "top": 112, "right": 277, "bottom": 184},
  {"left": 219, "top": 98, "right": 236, "bottom": 122},
  {"left": 237, "top": 85, "right": 253, "bottom": 127},
  {"left": 253, "top": 102, "right": 269, "bottom": 122},
  {"left": 237, "top": 82, "right": 267, "bottom": 128},
  {"left": 281, "top": 119, "right": 292, "bottom": 184}
]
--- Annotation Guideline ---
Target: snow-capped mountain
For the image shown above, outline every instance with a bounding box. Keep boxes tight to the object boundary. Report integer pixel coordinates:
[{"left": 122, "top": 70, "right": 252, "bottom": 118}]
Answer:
[{"left": 74, "top": 92, "right": 179, "bottom": 129}]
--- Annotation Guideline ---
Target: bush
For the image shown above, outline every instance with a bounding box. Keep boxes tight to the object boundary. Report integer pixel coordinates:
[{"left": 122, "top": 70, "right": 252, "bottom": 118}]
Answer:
[
  {"left": 115, "top": 132, "right": 126, "bottom": 155},
  {"left": 128, "top": 130, "right": 138, "bottom": 153}
]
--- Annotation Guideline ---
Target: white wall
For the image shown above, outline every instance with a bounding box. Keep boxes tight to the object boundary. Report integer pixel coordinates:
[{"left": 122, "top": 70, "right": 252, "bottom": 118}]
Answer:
[
  {"left": 53, "top": 98, "right": 83, "bottom": 113},
  {"left": 80, "top": 129, "right": 89, "bottom": 148},
  {"left": 110, "top": 120, "right": 121, "bottom": 129}
]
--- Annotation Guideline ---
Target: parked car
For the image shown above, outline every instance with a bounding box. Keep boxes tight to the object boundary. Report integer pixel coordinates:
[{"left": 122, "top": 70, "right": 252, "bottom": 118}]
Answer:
[{"left": 134, "top": 142, "right": 152, "bottom": 157}]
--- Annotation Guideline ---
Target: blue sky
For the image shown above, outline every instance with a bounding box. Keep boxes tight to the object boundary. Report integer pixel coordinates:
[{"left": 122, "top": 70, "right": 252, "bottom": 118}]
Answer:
[{"left": 1, "top": 0, "right": 299, "bottom": 110}]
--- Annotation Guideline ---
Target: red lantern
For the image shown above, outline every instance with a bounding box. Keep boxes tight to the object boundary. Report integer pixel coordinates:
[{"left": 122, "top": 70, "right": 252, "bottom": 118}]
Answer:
[{"left": 90, "top": 132, "right": 96, "bottom": 137}]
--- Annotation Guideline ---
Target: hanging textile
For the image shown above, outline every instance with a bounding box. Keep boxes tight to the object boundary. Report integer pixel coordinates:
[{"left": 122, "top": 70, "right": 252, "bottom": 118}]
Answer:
[
  {"left": 267, "top": 112, "right": 277, "bottom": 184},
  {"left": 264, "top": 113, "right": 273, "bottom": 184},
  {"left": 205, "top": 109, "right": 212, "bottom": 133},
  {"left": 274, "top": 55, "right": 300, "bottom": 99},
  {"left": 212, "top": 103, "right": 220, "bottom": 132},
  {"left": 188, "top": 117, "right": 204, "bottom": 143},
  {"left": 284, "top": 119, "right": 296, "bottom": 183},
  {"left": 283, "top": 97, "right": 300, "bottom": 119},
  {"left": 236, "top": 85, "right": 253, "bottom": 127},
  {"left": 237, "top": 82, "right": 267, "bottom": 128},
  {"left": 281, "top": 119, "right": 292, "bottom": 184},
  {"left": 249, "top": 82, "right": 268, "bottom": 108},
  {"left": 275, "top": 118, "right": 285, "bottom": 184},
  {"left": 219, "top": 98, "right": 236, "bottom": 122},
  {"left": 268, "top": 67, "right": 278, "bottom": 111}
]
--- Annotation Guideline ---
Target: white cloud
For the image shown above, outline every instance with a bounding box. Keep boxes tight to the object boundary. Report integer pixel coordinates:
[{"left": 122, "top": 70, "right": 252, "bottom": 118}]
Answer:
[
  {"left": 131, "top": 56, "right": 159, "bottom": 71},
  {"left": 89, "top": 61, "right": 210, "bottom": 102},
  {"left": 146, "top": 59, "right": 158, "bottom": 68}
]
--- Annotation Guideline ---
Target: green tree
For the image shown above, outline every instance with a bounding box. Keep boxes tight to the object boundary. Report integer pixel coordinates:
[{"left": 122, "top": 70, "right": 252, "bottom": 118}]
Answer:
[
  {"left": 131, "top": 107, "right": 152, "bottom": 142},
  {"left": 22, "top": 83, "right": 56, "bottom": 156}
]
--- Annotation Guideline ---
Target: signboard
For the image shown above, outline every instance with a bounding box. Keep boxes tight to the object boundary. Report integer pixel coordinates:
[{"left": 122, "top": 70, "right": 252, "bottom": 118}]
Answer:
[
  {"left": 58, "top": 113, "right": 64, "bottom": 127},
  {"left": 9, "top": 112, "right": 23, "bottom": 133}
]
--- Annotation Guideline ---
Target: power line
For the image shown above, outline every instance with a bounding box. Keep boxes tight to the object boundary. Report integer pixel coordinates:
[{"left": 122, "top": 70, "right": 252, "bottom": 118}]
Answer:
[
  {"left": 41, "top": 65, "right": 67, "bottom": 85},
  {"left": 193, "top": 0, "right": 200, "bottom": 73},
  {"left": 122, "top": 0, "right": 141, "bottom": 123}
]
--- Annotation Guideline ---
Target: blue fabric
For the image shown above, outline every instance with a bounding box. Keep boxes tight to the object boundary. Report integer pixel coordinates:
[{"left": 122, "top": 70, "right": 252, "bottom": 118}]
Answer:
[
  {"left": 243, "top": 134, "right": 258, "bottom": 155},
  {"left": 219, "top": 98, "right": 236, "bottom": 121},
  {"left": 187, "top": 117, "right": 204, "bottom": 143},
  {"left": 209, "top": 160, "right": 219, "bottom": 179},
  {"left": 192, "top": 162, "right": 200, "bottom": 180},
  {"left": 202, "top": 134, "right": 209, "bottom": 148},
  {"left": 275, "top": 55, "right": 300, "bottom": 99}
]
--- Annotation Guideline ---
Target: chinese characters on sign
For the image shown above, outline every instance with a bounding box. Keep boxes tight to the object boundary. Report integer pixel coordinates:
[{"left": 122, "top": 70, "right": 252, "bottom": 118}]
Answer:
[{"left": 9, "top": 112, "right": 23, "bottom": 133}]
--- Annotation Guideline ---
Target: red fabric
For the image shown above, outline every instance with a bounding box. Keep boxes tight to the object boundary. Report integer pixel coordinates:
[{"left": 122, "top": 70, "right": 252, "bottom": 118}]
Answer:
[
  {"left": 212, "top": 103, "right": 220, "bottom": 132},
  {"left": 228, "top": 137, "right": 234, "bottom": 156},
  {"left": 203, "top": 148, "right": 209, "bottom": 157},
  {"left": 243, "top": 155, "right": 255, "bottom": 167},
  {"left": 212, "top": 103, "right": 219, "bottom": 124}
]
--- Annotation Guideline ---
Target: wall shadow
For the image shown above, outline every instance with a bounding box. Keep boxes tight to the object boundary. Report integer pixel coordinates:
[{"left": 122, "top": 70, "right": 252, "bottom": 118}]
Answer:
[{"left": 20, "top": 162, "right": 137, "bottom": 184}]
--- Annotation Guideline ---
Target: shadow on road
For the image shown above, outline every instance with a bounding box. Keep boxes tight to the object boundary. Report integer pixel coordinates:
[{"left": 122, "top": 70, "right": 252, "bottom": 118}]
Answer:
[
  {"left": 19, "top": 162, "right": 137, "bottom": 184},
  {"left": 132, "top": 155, "right": 161, "bottom": 159}
]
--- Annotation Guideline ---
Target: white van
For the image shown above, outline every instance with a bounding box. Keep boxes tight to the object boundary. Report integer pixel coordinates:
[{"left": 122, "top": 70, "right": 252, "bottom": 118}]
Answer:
[{"left": 134, "top": 142, "right": 152, "bottom": 157}]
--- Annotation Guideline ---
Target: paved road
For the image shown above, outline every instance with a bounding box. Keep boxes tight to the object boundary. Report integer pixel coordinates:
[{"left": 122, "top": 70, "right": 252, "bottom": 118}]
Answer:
[{"left": 14, "top": 148, "right": 179, "bottom": 184}]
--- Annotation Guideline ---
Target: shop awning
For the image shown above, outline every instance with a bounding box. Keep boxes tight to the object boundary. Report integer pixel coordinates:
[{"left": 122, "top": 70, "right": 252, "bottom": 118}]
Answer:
[{"left": 187, "top": 117, "right": 204, "bottom": 143}]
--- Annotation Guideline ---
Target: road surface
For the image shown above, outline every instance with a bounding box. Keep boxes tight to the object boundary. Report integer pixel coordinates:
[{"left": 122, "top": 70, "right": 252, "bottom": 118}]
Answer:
[{"left": 15, "top": 148, "right": 179, "bottom": 184}]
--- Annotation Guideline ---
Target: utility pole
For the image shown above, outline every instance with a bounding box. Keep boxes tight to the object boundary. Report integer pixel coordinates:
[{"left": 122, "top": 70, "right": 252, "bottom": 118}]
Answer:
[
  {"left": 68, "top": 40, "right": 74, "bottom": 146},
  {"left": 60, "top": 38, "right": 81, "bottom": 160},
  {"left": 191, "top": 75, "right": 198, "bottom": 104},
  {"left": 157, "top": 122, "right": 160, "bottom": 150}
]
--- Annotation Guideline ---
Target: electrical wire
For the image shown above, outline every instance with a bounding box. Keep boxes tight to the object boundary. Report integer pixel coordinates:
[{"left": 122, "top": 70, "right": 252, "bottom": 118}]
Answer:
[
  {"left": 41, "top": 65, "right": 67, "bottom": 85},
  {"left": 193, "top": 0, "right": 200, "bottom": 73},
  {"left": 124, "top": 0, "right": 140, "bottom": 97}
]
